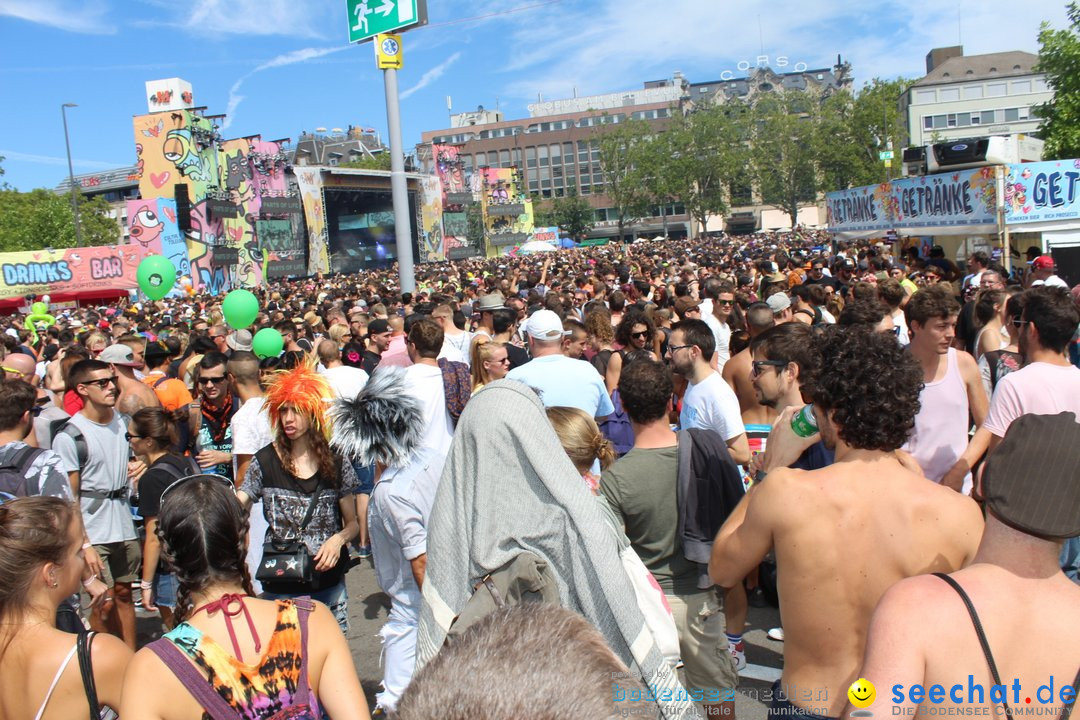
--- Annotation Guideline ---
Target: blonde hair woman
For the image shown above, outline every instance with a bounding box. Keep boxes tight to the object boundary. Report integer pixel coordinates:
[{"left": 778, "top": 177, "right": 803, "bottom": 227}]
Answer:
[
  {"left": 327, "top": 324, "right": 351, "bottom": 348},
  {"left": 546, "top": 406, "right": 615, "bottom": 493},
  {"left": 469, "top": 338, "right": 509, "bottom": 393}
]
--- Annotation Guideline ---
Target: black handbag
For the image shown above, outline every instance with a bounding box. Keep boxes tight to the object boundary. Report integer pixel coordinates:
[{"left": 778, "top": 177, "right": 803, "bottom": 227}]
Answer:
[{"left": 256, "top": 476, "right": 323, "bottom": 586}]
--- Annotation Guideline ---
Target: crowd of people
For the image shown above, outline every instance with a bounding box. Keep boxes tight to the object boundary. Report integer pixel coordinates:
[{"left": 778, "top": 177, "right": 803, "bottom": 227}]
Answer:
[{"left": 0, "top": 229, "right": 1078, "bottom": 720}]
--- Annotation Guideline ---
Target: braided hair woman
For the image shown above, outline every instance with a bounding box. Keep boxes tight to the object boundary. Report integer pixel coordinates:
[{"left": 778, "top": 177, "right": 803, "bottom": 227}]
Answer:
[{"left": 119, "top": 475, "right": 369, "bottom": 720}]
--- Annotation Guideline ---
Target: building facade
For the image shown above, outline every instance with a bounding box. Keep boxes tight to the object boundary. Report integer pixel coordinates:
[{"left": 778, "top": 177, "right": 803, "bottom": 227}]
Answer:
[
  {"left": 54, "top": 166, "right": 140, "bottom": 243},
  {"left": 902, "top": 47, "right": 1052, "bottom": 148}
]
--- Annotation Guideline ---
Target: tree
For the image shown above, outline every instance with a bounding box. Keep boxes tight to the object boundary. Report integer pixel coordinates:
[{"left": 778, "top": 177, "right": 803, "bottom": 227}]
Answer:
[
  {"left": 1034, "top": 2, "right": 1080, "bottom": 160},
  {"left": 650, "top": 103, "right": 748, "bottom": 236},
  {"left": 550, "top": 186, "right": 594, "bottom": 239},
  {"left": 594, "top": 119, "right": 652, "bottom": 243},
  {"left": 339, "top": 152, "right": 393, "bottom": 171},
  {"left": 0, "top": 187, "right": 120, "bottom": 251},
  {"left": 815, "top": 78, "right": 912, "bottom": 191},
  {"left": 749, "top": 90, "right": 820, "bottom": 228},
  {"left": 465, "top": 202, "right": 485, "bottom": 250}
]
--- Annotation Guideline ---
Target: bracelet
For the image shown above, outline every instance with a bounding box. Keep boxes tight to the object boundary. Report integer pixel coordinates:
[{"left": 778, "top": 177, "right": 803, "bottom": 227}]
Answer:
[
  {"left": 81, "top": 542, "right": 92, "bottom": 550},
  {"left": 82, "top": 574, "right": 98, "bottom": 588},
  {"left": 139, "top": 580, "right": 153, "bottom": 590}
]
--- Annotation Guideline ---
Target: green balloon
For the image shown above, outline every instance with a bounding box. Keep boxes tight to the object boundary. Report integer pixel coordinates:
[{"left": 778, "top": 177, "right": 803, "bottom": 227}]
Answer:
[
  {"left": 137, "top": 255, "right": 176, "bottom": 300},
  {"left": 222, "top": 289, "right": 259, "bottom": 329},
  {"left": 31, "top": 302, "right": 48, "bottom": 315},
  {"left": 251, "top": 328, "right": 284, "bottom": 359}
]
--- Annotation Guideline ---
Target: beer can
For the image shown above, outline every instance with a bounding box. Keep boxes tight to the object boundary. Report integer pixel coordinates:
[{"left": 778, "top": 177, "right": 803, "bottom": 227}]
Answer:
[{"left": 790, "top": 404, "right": 819, "bottom": 438}]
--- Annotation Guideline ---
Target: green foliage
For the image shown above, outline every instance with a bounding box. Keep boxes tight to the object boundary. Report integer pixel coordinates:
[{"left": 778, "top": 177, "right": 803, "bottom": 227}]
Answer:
[
  {"left": 1034, "top": 2, "right": 1080, "bottom": 160},
  {"left": 0, "top": 187, "right": 120, "bottom": 252},
  {"left": 339, "top": 153, "right": 393, "bottom": 171},
  {"left": 749, "top": 90, "right": 819, "bottom": 228},
  {"left": 594, "top": 119, "right": 653, "bottom": 240},
  {"left": 550, "top": 187, "right": 595, "bottom": 239},
  {"left": 814, "top": 78, "right": 911, "bottom": 191},
  {"left": 648, "top": 103, "right": 748, "bottom": 234}
]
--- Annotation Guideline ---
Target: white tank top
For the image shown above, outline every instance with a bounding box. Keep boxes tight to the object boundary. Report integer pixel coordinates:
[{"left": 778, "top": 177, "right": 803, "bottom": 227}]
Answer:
[{"left": 903, "top": 348, "right": 972, "bottom": 492}]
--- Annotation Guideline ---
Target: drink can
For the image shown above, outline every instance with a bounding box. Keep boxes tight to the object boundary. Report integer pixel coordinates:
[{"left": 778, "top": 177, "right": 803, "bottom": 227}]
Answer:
[{"left": 790, "top": 404, "right": 818, "bottom": 438}]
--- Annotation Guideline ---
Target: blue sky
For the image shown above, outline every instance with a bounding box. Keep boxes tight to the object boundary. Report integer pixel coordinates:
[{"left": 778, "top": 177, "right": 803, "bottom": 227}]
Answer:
[{"left": 0, "top": 0, "right": 1070, "bottom": 191}]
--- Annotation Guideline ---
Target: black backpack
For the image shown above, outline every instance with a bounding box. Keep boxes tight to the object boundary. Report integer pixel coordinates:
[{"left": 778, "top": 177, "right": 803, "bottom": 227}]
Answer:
[
  {"left": 49, "top": 418, "right": 89, "bottom": 472},
  {"left": 0, "top": 445, "right": 49, "bottom": 501}
]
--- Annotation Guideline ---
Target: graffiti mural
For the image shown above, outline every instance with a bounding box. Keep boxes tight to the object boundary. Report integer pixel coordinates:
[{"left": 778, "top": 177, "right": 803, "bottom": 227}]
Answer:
[
  {"left": 418, "top": 175, "right": 445, "bottom": 262},
  {"left": 125, "top": 198, "right": 190, "bottom": 279},
  {"left": 133, "top": 107, "right": 295, "bottom": 291},
  {"left": 479, "top": 167, "right": 534, "bottom": 256}
]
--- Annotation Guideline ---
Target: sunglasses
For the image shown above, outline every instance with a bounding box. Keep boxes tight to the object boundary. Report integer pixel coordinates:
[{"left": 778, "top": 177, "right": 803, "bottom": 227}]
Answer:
[
  {"left": 668, "top": 344, "right": 694, "bottom": 353},
  {"left": 159, "top": 473, "right": 236, "bottom": 505},
  {"left": 124, "top": 432, "right": 143, "bottom": 441},
  {"left": 81, "top": 376, "right": 118, "bottom": 389},
  {"left": 751, "top": 360, "right": 788, "bottom": 377},
  {"left": 716, "top": 299, "right": 734, "bottom": 306},
  {"left": 198, "top": 375, "right": 228, "bottom": 385},
  {"left": 631, "top": 331, "right": 649, "bottom": 339}
]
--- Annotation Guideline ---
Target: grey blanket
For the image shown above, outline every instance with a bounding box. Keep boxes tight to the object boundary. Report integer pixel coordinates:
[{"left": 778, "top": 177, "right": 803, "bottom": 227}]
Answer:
[{"left": 416, "top": 379, "right": 700, "bottom": 719}]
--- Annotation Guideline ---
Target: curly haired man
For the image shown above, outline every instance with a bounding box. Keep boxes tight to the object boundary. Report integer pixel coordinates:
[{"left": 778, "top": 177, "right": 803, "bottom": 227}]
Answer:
[{"left": 709, "top": 327, "right": 984, "bottom": 720}]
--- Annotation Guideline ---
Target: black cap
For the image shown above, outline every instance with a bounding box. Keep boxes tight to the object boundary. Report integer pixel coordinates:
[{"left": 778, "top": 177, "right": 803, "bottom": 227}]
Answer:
[
  {"left": 982, "top": 412, "right": 1080, "bottom": 539},
  {"left": 367, "top": 318, "right": 390, "bottom": 336}
]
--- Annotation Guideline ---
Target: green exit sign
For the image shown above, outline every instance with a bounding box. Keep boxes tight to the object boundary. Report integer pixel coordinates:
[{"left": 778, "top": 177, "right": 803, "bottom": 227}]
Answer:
[{"left": 347, "top": 0, "right": 427, "bottom": 43}]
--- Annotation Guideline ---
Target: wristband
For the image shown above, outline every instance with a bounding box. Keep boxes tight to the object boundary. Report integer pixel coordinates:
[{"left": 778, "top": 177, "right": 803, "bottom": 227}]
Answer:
[
  {"left": 140, "top": 580, "right": 153, "bottom": 590},
  {"left": 82, "top": 574, "right": 98, "bottom": 588},
  {"left": 81, "top": 542, "right": 92, "bottom": 550}
]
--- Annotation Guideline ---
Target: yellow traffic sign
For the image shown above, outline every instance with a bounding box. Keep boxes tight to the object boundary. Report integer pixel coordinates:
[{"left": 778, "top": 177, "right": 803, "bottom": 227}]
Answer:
[{"left": 375, "top": 33, "right": 403, "bottom": 69}]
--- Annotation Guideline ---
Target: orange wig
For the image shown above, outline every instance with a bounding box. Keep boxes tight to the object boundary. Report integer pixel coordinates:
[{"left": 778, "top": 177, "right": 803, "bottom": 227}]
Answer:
[{"left": 264, "top": 357, "right": 333, "bottom": 439}]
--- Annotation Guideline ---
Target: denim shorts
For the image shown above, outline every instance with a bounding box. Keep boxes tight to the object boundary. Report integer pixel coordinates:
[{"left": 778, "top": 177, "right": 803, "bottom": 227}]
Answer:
[
  {"left": 351, "top": 460, "right": 375, "bottom": 495},
  {"left": 262, "top": 580, "right": 349, "bottom": 635},
  {"left": 153, "top": 572, "right": 179, "bottom": 609}
]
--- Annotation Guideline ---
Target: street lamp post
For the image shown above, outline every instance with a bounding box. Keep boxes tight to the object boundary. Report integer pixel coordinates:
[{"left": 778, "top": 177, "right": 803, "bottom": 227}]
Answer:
[{"left": 61, "top": 103, "right": 84, "bottom": 247}]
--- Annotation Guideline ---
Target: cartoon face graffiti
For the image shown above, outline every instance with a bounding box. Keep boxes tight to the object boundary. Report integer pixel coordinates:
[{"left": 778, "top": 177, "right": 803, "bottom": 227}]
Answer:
[
  {"left": 163, "top": 121, "right": 206, "bottom": 181},
  {"left": 224, "top": 151, "right": 251, "bottom": 195},
  {"left": 129, "top": 208, "right": 165, "bottom": 248}
]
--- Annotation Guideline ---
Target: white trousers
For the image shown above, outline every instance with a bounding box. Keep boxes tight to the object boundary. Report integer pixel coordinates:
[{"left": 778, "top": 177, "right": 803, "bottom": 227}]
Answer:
[{"left": 376, "top": 607, "right": 418, "bottom": 711}]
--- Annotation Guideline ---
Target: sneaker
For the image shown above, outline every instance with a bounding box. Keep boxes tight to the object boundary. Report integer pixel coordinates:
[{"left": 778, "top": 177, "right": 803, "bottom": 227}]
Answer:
[
  {"left": 357, "top": 545, "right": 372, "bottom": 559},
  {"left": 729, "top": 640, "right": 747, "bottom": 671},
  {"left": 767, "top": 627, "right": 785, "bottom": 642}
]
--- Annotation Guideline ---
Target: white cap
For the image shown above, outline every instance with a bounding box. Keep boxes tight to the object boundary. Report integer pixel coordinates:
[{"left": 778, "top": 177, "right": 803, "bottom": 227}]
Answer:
[{"left": 525, "top": 309, "right": 569, "bottom": 340}]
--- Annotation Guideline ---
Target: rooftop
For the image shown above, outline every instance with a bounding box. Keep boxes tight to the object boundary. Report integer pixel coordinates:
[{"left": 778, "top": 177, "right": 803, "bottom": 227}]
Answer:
[{"left": 913, "top": 51, "right": 1039, "bottom": 87}]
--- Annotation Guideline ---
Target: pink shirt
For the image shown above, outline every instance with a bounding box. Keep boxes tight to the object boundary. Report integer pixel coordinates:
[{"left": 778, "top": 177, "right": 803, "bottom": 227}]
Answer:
[
  {"left": 903, "top": 348, "right": 971, "bottom": 489},
  {"left": 378, "top": 335, "right": 413, "bottom": 369},
  {"left": 984, "top": 362, "right": 1080, "bottom": 437}
]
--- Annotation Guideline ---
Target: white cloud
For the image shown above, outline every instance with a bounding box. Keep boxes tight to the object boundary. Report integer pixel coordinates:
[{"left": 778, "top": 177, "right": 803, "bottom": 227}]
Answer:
[
  {"left": 494, "top": 0, "right": 1071, "bottom": 101},
  {"left": 0, "top": 0, "right": 113, "bottom": 34},
  {"left": 0, "top": 149, "right": 122, "bottom": 171},
  {"left": 184, "top": 0, "right": 327, "bottom": 37},
  {"left": 221, "top": 45, "right": 352, "bottom": 130},
  {"left": 402, "top": 51, "right": 463, "bottom": 99}
]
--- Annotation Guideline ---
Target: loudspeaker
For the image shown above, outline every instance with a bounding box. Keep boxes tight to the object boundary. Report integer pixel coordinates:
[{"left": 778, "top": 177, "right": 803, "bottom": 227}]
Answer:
[{"left": 175, "top": 184, "right": 192, "bottom": 232}]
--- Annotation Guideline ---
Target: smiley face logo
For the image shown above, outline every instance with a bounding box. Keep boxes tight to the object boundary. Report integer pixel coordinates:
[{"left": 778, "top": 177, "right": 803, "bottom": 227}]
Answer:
[{"left": 848, "top": 678, "right": 876, "bottom": 709}]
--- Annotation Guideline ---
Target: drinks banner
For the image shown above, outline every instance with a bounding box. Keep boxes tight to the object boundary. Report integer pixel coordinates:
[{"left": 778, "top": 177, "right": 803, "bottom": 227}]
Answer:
[
  {"left": 0, "top": 244, "right": 152, "bottom": 299},
  {"left": 826, "top": 167, "right": 997, "bottom": 234},
  {"left": 1003, "top": 159, "right": 1080, "bottom": 225}
]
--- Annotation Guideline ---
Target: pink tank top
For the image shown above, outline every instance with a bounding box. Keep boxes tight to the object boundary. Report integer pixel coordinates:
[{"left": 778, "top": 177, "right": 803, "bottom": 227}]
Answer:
[{"left": 903, "top": 348, "right": 971, "bottom": 489}]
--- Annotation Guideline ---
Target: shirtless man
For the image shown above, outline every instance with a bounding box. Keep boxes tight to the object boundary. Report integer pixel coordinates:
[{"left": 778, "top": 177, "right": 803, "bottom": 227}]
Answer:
[
  {"left": 852, "top": 413, "right": 1080, "bottom": 720},
  {"left": 710, "top": 327, "right": 984, "bottom": 719},
  {"left": 98, "top": 344, "right": 160, "bottom": 416},
  {"left": 722, "top": 302, "right": 776, "bottom": 427}
]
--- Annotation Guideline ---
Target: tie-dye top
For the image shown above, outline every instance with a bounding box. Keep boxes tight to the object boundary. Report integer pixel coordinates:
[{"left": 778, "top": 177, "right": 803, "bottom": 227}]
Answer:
[{"left": 162, "top": 599, "right": 321, "bottom": 720}]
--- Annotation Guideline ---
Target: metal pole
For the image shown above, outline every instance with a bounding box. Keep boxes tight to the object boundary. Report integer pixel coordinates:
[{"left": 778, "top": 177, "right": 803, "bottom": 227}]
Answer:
[
  {"left": 383, "top": 66, "right": 416, "bottom": 293},
  {"left": 61, "top": 103, "right": 84, "bottom": 247}
]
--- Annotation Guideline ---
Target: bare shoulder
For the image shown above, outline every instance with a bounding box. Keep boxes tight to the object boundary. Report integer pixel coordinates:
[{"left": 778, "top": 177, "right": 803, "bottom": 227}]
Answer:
[
  {"left": 125, "top": 643, "right": 168, "bottom": 681},
  {"left": 91, "top": 631, "right": 134, "bottom": 675},
  {"left": 955, "top": 349, "right": 981, "bottom": 377},
  {"left": 307, "top": 600, "right": 346, "bottom": 644},
  {"left": 752, "top": 466, "right": 813, "bottom": 511}
]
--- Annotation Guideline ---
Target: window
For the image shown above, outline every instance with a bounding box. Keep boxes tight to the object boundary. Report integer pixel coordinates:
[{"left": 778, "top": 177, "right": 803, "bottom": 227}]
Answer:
[
  {"left": 947, "top": 113, "right": 957, "bottom": 128},
  {"left": 1019, "top": 107, "right": 1030, "bottom": 120},
  {"left": 475, "top": 152, "right": 487, "bottom": 167},
  {"left": 1033, "top": 77, "right": 1049, "bottom": 92},
  {"left": 963, "top": 85, "right": 983, "bottom": 99},
  {"left": 939, "top": 88, "right": 960, "bottom": 102},
  {"left": 563, "top": 142, "right": 574, "bottom": 158},
  {"left": 529, "top": 181, "right": 539, "bottom": 191},
  {"left": 970, "top": 113, "right": 981, "bottom": 125},
  {"left": 986, "top": 82, "right": 1007, "bottom": 97},
  {"left": 512, "top": 148, "right": 521, "bottom": 166},
  {"left": 526, "top": 123, "right": 541, "bottom": 133},
  {"left": 539, "top": 167, "right": 550, "bottom": 180},
  {"left": 542, "top": 189, "right": 551, "bottom": 198},
  {"left": 956, "top": 114, "right": 970, "bottom": 127},
  {"left": 981, "top": 110, "right": 995, "bottom": 124},
  {"left": 915, "top": 89, "right": 936, "bottom": 104},
  {"left": 526, "top": 146, "right": 536, "bottom": 168},
  {"left": 580, "top": 184, "right": 591, "bottom": 195},
  {"left": 923, "top": 116, "right": 934, "bottom": 130},
  {"left": 933, "top": 114, "right": 947, "bottom": 129},
  {"left": 1004, "top": 108, "right": 1019, "bottom": 122},
  {"left": 526, "top": 167, "right": 538, "bottom": 183},
  {"left": 550, "top": 144, "right": 561, "bottom": 162},
  {"left": 538, "top": 145, "right": 548, "bottom": 166},
  {"left": 1012, "top": 80, "right": 1031, "bottom": 94}
]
